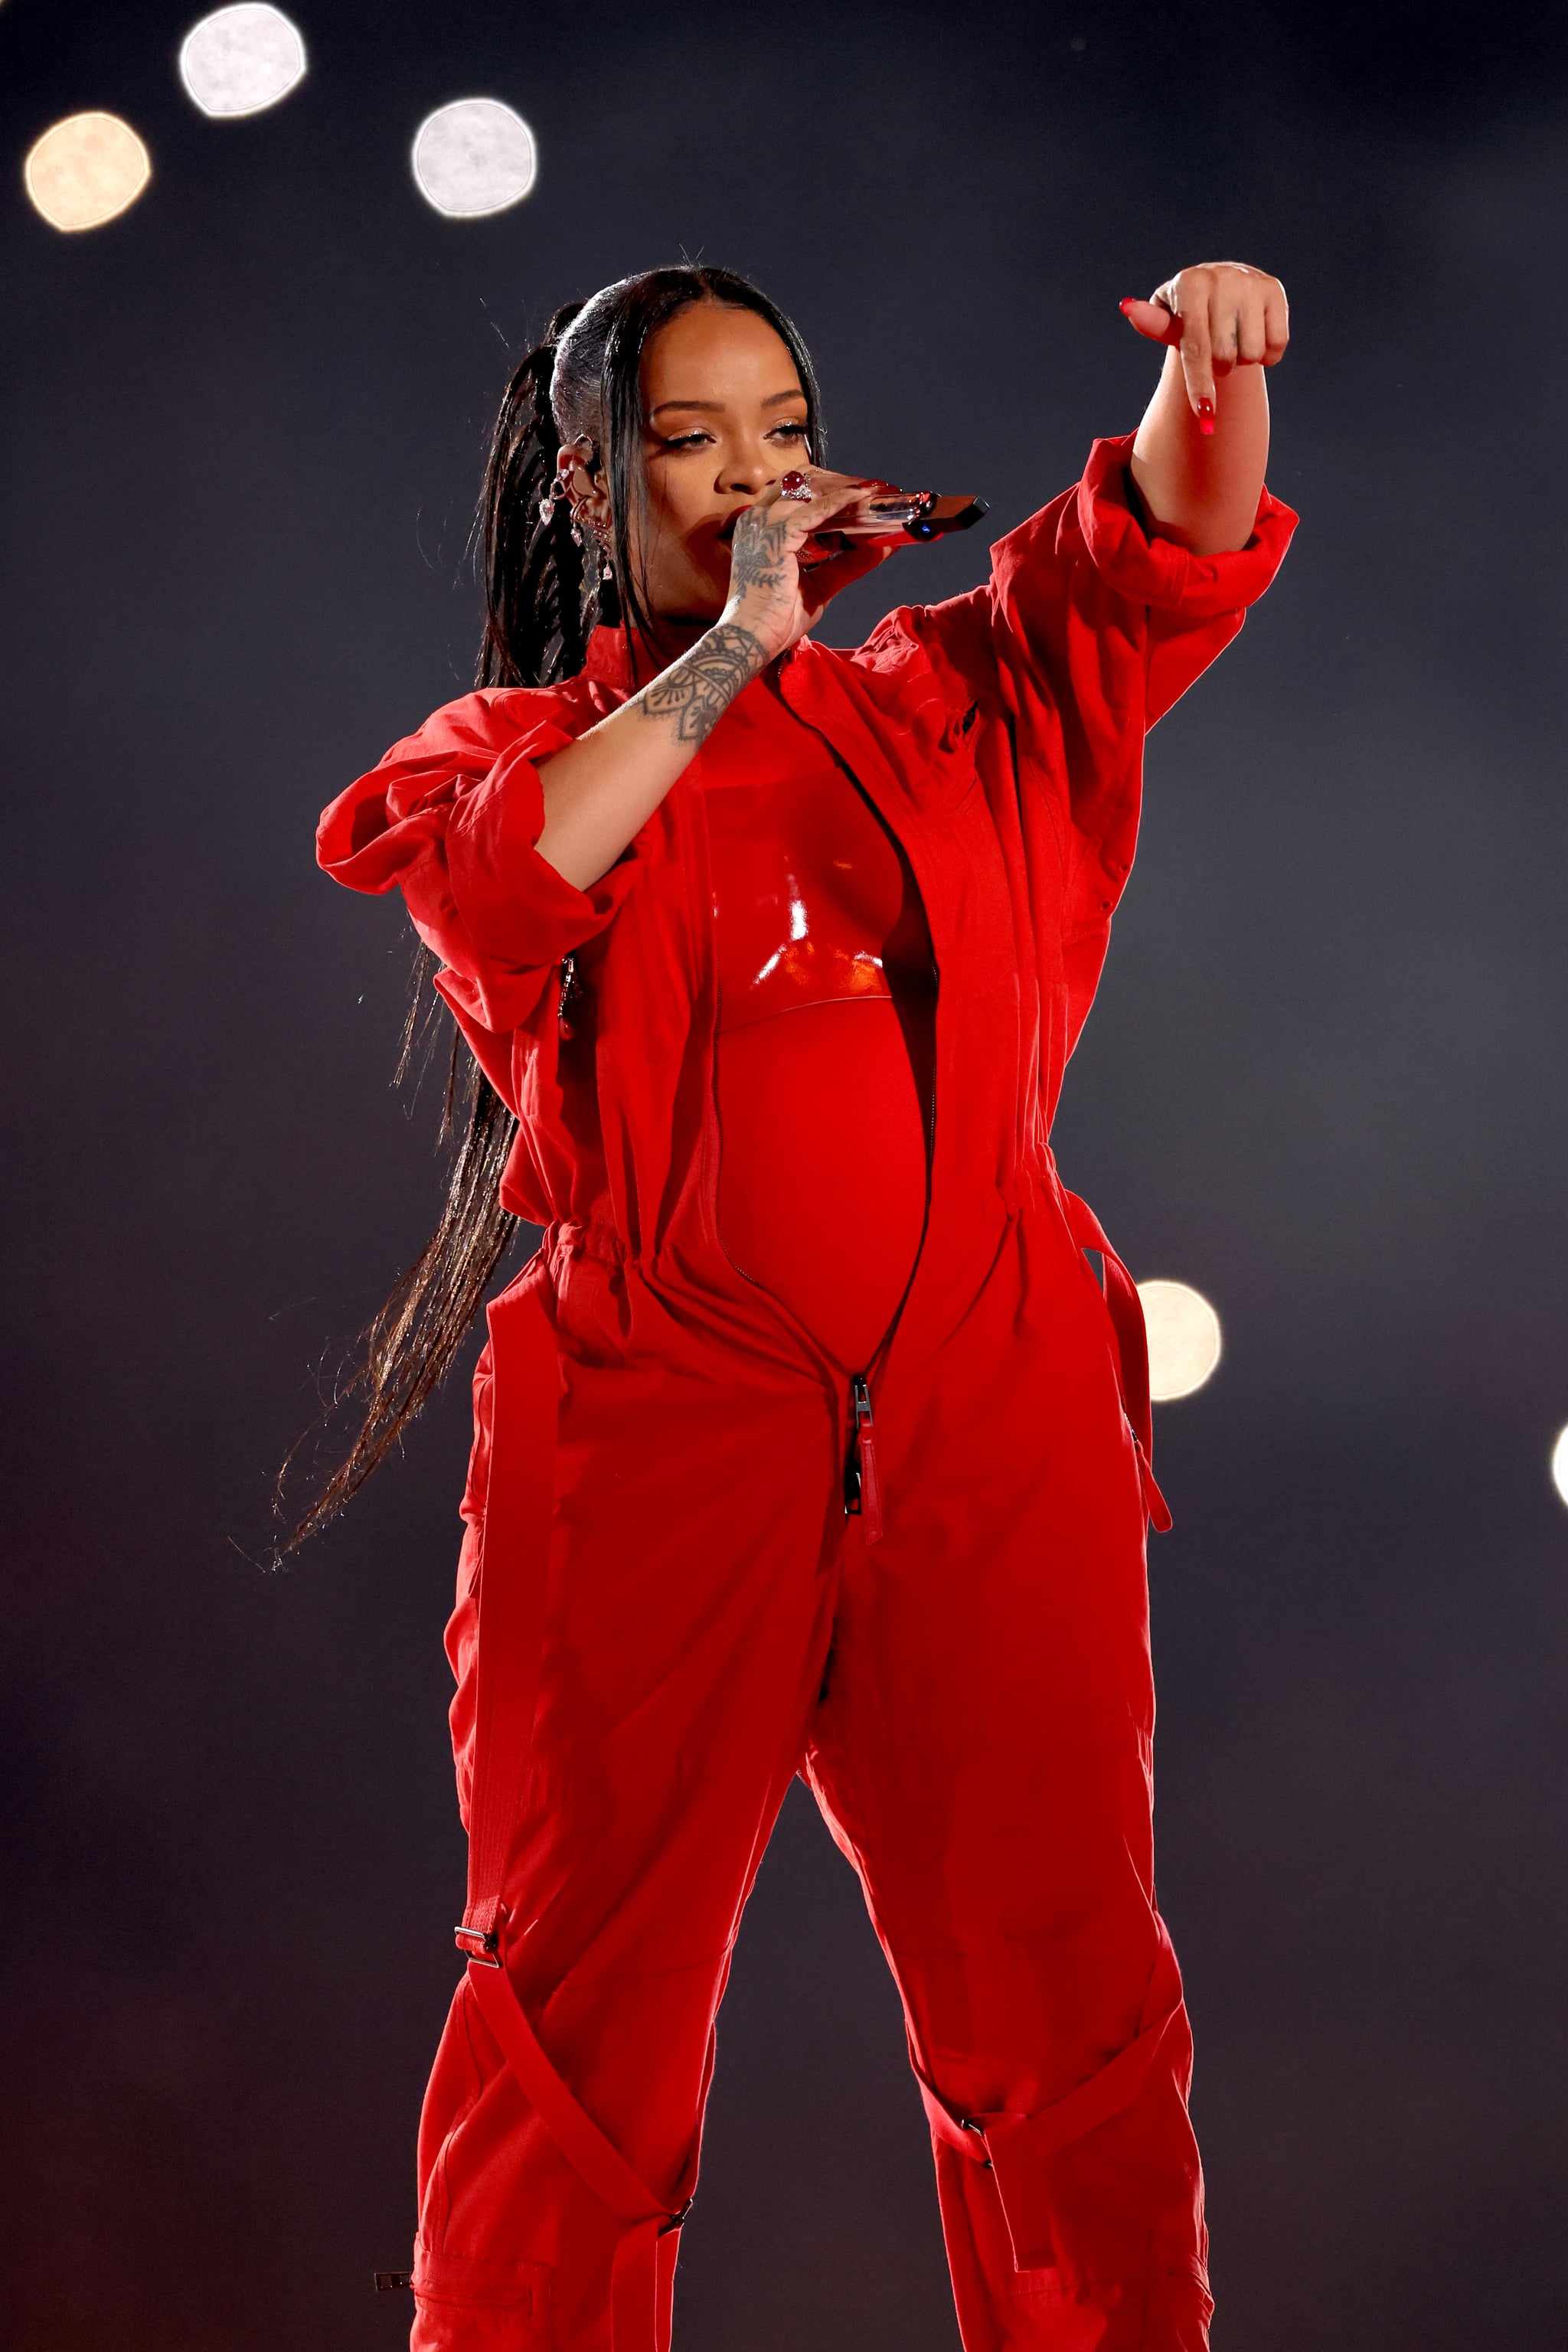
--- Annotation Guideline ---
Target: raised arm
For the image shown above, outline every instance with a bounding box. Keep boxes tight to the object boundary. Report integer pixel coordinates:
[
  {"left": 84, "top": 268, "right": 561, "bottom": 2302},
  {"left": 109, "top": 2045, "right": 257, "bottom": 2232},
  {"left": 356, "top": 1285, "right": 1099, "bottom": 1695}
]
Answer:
[{"left": 1122, "top": 262, "right": 1289, "bottom": 555}]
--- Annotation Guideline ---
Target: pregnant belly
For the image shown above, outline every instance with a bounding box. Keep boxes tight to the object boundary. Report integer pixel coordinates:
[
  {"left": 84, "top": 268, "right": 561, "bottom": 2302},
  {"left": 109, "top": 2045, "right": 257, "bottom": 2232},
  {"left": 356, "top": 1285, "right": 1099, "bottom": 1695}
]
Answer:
[{"left": 716, "top": 998, "right": 930, "bottom": 1371}]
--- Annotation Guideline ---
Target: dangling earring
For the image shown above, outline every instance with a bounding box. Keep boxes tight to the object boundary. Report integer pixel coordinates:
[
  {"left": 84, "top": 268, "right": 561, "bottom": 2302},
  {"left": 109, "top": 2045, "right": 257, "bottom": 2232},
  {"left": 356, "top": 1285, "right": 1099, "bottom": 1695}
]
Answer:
[
  {"left": 596, "top": 541, "right": 621, "bottom": 626},
  {"left": 538, "top": 458, "right": 574, "bottom": 528}
]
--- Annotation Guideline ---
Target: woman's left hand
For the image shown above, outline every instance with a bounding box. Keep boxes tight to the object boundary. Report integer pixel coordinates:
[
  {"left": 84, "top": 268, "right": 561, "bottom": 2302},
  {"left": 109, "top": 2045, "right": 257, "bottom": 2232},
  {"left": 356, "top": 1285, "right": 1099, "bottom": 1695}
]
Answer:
[{"left": 1121, "top": 262, "right": 1289, "bottom": 429}]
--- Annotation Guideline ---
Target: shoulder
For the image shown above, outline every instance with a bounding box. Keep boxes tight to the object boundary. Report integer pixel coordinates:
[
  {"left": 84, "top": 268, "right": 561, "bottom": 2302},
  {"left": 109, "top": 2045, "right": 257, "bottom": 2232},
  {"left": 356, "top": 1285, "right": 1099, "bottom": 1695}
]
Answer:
[{"left": 822, "top": 582, "right": 1000, "bottom": 721}]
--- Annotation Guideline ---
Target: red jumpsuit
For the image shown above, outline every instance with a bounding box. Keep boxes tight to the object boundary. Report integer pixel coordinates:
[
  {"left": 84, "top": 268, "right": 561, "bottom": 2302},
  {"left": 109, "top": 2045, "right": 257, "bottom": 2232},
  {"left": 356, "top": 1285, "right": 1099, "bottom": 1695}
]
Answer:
[{"left": 319, "top": 435, "right": 1295, "bottom": 2352}]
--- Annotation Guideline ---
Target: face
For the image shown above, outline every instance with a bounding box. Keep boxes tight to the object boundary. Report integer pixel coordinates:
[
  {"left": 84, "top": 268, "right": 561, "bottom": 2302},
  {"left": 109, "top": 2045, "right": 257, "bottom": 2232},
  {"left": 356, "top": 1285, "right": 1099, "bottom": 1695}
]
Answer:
[{"left": 566, "top": 302, "right": 811, "bottom": 627}]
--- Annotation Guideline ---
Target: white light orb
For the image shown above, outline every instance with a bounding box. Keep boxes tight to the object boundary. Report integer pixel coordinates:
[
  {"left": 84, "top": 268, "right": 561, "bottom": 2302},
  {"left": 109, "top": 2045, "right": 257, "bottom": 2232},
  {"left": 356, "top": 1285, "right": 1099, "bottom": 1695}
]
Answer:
[
  {"left": 178, "top": 5, "right": 305, "bottom": 117},
  {"left": 412, "top": 99, "right": 537, "bottom": 218},
  {"left": 1551, "top": 1426, "right": 1568, "bottom": 1508},
  {"left": 24, "top": 113, "right": 151, "bottom": 232},
  {"left": 1138, "top": 1279, "right": 1223, "bottom": 1403}
]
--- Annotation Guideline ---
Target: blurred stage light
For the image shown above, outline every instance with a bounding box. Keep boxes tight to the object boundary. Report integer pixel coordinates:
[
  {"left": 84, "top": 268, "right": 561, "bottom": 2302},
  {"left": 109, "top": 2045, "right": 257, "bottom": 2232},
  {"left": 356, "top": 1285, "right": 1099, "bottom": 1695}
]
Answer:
[
  {"left": 179, "top": 4, "right": 306, "bottom": 118},
  {"left": 1138, "top": 1279, "right": 1223, "bottom": 1403},
  {"left": 1551, "top": 1426, "right": 1568, "bottom": 1508},
  {"left": 412, "top": 99, "right": 537, "bottom": 217},
  {"left": 24, "top": 113, "right": 151, "bottom": 232}
]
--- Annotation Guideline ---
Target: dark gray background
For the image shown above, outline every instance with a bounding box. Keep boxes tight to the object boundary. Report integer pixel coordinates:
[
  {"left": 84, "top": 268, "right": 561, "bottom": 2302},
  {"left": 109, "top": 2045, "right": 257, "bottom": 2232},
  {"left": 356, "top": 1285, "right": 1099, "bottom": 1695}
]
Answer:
[{"left": 3, "top": 2, "right": 1566, "bottom": 2345}]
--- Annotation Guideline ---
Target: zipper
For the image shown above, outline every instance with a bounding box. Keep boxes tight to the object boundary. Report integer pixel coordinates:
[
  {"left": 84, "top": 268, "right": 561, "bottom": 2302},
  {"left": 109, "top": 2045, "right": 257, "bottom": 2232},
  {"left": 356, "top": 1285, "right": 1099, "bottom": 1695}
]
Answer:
[
  {"left": 844, "top": 1373, "right": 884, "bottom": 1544},
  {"left": 557, "top": 952, "right": 580, "bottom": 1040},
  {"left": 836, "top": 960, "right": 933, "bottom": 1553}
]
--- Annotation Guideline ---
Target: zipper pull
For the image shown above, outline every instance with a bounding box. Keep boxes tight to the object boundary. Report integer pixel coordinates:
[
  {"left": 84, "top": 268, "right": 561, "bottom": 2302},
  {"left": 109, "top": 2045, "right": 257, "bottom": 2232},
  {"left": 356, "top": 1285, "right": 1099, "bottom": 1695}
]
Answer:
[
  {"left": 557, "top": 952, "right": 580, "bottom": 1040},
  {"left": 844, "top": 1374, "right": 884, "bottom": 1544}
]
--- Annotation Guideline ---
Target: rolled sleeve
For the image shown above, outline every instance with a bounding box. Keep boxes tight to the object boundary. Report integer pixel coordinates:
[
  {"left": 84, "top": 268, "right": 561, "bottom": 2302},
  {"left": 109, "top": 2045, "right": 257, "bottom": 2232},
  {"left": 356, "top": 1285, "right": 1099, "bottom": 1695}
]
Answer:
[
  {"left": 443, "top": 729, "right": 641, "bottom": 969},
  {"left": 317, "top": 688, "right": 642, "bottom": 1034},
  {"left": 986, "top": 431, "right": 1297, "bottom": 731},
  {"left": 1075, "top": 432, "right": 1297, "bottom": 723}
]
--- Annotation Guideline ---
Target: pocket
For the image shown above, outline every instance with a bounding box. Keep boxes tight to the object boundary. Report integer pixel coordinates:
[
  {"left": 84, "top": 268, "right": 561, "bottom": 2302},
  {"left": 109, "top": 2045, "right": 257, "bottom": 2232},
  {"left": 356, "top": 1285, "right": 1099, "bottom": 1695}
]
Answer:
[
  {"left": 459, "top": 1339, "right": 497, "bottom": 1530},
  {"left": 447, "top": 1340, "right": 498, "bottom": 1826},
  {"left": 410, "top": 2246, "right": 551, "bottom": 2348},
  {"left": 446, "top": 1523, "right": 482, "bottom": 1831}
]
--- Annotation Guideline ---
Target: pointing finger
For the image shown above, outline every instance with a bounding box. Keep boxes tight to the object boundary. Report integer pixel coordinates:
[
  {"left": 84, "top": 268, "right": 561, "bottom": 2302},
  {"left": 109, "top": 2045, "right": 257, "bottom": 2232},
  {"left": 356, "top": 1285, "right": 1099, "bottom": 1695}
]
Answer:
[{"left": 1179, "top": 306, "right": 1217, "bottom": 431}]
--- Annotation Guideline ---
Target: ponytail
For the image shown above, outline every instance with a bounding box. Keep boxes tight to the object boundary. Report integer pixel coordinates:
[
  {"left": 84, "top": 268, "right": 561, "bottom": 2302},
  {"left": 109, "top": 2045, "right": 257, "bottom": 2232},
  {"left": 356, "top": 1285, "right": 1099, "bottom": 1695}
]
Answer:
[
  {"left": 281, "top": 270, "right": 822, "bottom": 1556},
  {"left": 477, "top": 301, "right": 599, "bottom": 688}
]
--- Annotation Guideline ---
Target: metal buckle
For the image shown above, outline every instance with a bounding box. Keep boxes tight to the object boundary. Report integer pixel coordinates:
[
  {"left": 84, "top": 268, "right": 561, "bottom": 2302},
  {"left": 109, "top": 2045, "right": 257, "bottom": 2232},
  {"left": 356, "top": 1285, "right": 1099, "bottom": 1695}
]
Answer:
[{"left": 453, "top": 1924, "right": 504, "bottom": 1968}]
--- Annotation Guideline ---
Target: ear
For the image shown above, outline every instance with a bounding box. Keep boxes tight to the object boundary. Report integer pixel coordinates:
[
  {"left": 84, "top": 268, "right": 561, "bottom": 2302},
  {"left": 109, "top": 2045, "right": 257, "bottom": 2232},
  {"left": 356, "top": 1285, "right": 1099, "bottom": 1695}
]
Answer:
[{"left": 558, "top": 439, "right": 610, "bottom": 537}]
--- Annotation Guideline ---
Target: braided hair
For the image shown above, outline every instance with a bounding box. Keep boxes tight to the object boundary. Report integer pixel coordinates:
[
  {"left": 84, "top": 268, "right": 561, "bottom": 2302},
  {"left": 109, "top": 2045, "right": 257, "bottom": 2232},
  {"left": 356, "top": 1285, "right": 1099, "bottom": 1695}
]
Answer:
[
  {"left": 281, "top": 267, "right": 824, "bottom": 1553},
  {"left": 476, "top": 299, "right": 602, "bottom": 688}
]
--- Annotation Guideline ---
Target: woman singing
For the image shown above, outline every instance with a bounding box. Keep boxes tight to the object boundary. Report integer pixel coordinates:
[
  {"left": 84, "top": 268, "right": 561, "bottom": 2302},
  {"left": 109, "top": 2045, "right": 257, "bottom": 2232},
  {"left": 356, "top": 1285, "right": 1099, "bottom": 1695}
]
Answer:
[{"left": 311, "top": 261, "right": 1294, "bottom": 2351}]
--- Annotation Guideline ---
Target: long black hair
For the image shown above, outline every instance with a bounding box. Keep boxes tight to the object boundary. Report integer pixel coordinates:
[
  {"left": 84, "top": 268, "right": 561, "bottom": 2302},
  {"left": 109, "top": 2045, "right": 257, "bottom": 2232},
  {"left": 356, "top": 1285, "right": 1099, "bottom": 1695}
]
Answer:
[{"left": 279, "top": 266, "right": 824, "bottom": 1553}]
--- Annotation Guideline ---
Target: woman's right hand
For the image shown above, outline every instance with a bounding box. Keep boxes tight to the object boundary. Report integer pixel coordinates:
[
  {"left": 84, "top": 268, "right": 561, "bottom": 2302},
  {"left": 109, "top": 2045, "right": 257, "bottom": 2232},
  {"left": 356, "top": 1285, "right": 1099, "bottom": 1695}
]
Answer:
[
  {"left": 536, "top": 472, "right": 899, "bottom": 892},
  {"left": 724, "top": 468, "right": 901, "bottom": 658}
]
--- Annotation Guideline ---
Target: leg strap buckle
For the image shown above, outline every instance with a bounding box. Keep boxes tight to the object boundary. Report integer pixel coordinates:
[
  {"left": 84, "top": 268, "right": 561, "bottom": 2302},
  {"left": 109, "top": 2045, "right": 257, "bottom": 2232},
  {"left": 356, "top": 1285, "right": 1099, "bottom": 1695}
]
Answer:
[{"left": 454, "top": 1924, "right": 503, "bottom": 1968}]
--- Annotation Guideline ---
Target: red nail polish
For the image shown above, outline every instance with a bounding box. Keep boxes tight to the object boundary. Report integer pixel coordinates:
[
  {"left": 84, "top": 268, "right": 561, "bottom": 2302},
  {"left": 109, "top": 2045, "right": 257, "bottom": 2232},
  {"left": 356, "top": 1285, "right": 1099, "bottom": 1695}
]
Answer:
[
  {"left": 1197, "top": 397, "right": 1216, "bottom": 435},
  {"left": 1119, "top": 297, "right": 1138, "bottom": 315}
]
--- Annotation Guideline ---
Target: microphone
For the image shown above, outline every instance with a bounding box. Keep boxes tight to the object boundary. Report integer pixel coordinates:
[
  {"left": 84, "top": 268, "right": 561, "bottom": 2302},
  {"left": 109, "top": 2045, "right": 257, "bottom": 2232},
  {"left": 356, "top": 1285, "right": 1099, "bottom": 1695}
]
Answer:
[{"left": 808, "top": 485, "right": 988, "bottom": 550}]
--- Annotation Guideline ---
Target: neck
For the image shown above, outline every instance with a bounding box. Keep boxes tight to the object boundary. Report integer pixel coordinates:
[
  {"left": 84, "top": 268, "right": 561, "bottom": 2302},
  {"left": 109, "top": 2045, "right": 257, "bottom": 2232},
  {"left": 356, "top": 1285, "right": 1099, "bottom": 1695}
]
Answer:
[{"left": 642, "top": 612, "right": 719, "bottom": 666}]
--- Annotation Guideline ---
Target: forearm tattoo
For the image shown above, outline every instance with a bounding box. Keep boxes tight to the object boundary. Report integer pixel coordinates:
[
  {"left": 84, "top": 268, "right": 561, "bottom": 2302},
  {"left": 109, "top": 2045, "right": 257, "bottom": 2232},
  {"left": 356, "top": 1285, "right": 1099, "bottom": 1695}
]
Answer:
[
  {"left": 641, "top": 622, "right": 767, "bottom": 745},
  {"left": 728, "top": 511, "right": 791, "bottom": 601}
]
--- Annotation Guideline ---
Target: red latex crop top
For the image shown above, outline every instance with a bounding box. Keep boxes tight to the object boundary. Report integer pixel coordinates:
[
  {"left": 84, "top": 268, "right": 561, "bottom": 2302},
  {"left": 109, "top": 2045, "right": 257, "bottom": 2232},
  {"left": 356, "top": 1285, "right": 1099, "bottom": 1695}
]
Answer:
[{"left": 704, "top": 672, "right": 936, "bottom": 1371}]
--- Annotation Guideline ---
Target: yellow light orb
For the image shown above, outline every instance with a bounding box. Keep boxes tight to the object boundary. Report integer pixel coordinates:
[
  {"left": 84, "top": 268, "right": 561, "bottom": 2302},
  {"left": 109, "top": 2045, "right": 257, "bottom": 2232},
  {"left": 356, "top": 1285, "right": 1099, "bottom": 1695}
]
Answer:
[
  {"left": 1138, "top": 1279, "right": 1223, "bottom": 1403},
  {"left": 24, "top": 112, "right": 151, "bottom": 233}
]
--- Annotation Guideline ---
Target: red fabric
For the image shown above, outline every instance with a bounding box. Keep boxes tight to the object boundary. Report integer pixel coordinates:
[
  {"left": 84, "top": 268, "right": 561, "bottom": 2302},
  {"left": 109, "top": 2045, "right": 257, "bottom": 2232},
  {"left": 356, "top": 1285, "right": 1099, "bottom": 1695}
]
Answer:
[
  {"left": 704, "top": 670, "right": 936, "bottom": 1369},
  {"left": 715, "top": 1001, "right": 929, "bottom": 1370},
  {"left": 320, "top": 435, "right": 1295, "bottom": 2350}
]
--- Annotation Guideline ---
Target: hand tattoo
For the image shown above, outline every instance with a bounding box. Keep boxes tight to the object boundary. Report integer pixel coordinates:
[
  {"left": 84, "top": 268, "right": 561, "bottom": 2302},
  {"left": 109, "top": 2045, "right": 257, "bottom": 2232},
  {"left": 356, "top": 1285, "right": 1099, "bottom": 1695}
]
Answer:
[
  {"left": 729, "top": 510, "right": 792, "bottom": 601},
  {"left": 641, "top": 622, "right": 767, "bottom": 745}
]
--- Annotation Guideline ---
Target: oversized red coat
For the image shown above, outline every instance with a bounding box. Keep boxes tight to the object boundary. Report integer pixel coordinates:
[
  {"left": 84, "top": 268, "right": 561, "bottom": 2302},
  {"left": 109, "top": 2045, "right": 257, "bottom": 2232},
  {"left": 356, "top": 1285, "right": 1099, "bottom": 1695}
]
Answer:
[{"left": 320, "top": 433, "right": 1295, "bottom": 2352}]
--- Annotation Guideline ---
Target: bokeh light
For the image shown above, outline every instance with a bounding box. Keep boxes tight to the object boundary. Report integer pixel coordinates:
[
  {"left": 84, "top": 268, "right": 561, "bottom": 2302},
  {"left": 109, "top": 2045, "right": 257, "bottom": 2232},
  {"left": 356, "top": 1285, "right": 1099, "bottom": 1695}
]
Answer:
[
  {"left": 1138, "top": 1279, "right": 1223, "bottom": 1403},
  {"left": 179, "top": 4, "right": 307, "bottom": 119},
  {"left": 411, "top": 99, "right": 537, "bottom": 217},
  {"left": 24, "top": 113, "right": 151, "bottom": 233},
  {"left": 1550, "top": 1426, "right": 1568, "bottom": 1508}
]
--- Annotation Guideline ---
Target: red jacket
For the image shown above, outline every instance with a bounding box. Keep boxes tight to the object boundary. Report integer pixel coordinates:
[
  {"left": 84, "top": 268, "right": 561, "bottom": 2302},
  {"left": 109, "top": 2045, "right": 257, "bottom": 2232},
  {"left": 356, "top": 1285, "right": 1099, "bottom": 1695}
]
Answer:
[{"left": 319, "top": 434, "right": 1295, "bottom": 1278}]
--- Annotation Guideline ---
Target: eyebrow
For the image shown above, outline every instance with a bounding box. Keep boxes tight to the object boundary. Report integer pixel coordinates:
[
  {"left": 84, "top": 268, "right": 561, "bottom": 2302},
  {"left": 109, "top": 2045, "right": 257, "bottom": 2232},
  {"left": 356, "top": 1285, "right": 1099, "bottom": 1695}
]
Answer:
[{"left": 648, "top": 390, "right": 805, "bottom": 417}]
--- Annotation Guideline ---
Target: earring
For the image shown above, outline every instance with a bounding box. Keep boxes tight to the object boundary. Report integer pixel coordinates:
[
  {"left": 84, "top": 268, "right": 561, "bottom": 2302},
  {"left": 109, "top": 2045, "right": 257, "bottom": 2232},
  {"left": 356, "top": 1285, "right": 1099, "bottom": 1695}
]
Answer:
[
  {"left": 538, "top": 459, "right": 574, "bottom": 528},
  {"left": 596, "top": 544, "right": 622, "bottom": 625}
]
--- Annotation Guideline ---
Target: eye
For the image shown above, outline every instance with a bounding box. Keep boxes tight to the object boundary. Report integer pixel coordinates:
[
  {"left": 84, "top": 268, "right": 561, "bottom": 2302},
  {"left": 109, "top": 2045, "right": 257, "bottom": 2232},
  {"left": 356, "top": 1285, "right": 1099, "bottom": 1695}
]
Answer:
[
  {"left": 769, "top": 419, "right": 809, "bottom": 443},
  {"left": 658, "top": 429, "right": 714, "bottom": 451}
]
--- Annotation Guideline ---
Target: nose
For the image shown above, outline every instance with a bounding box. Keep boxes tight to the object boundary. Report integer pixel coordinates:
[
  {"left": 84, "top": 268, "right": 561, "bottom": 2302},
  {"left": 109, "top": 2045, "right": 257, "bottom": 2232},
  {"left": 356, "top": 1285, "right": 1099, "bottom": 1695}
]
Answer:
[{"left": 720, "top": 441, "right": 779, "bottom": 498}]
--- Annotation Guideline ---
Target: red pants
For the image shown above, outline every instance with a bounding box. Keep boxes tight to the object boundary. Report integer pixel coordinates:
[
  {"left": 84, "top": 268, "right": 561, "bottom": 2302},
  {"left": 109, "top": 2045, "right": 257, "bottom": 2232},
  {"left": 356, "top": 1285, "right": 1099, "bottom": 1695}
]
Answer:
[{"left": 408, "top": 1189, "right": 1210, "bottom": 2351}]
